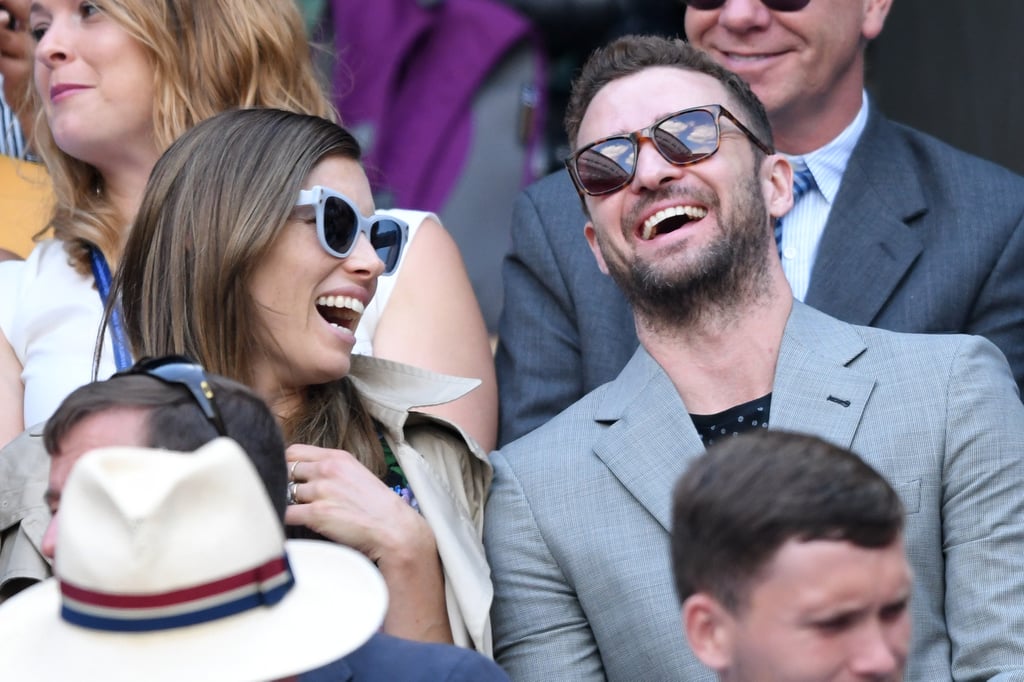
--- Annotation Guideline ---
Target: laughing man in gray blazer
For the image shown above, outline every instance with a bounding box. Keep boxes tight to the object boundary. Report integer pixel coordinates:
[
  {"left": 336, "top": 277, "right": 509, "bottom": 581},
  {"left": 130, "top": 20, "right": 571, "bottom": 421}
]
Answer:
[
  {"left": 483, "top": 35, "right": 1024, "bottom": 681},
  {"left": 496, "top": 1, "right": 1024, "bottom": 446}
]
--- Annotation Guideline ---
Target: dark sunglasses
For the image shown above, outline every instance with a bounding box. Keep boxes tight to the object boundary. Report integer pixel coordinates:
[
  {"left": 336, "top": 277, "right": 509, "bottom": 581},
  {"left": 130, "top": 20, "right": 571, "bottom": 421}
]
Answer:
[
  {"left": 295, "top": 186, "right": 409, "bottom": 276},
  {"left": 566, "top": 104, "right": 773, "bottom": 197},
  {"left": 113, "top": 355, "right": 227, "bottom": 437},
  {"left": 683, "top": 0, "right": 810, "bottom": 11}
]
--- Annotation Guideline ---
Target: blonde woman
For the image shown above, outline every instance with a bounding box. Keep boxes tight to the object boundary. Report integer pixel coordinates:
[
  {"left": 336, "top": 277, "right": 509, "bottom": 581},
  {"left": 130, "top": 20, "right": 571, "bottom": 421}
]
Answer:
[
  {"left": 111, "top": 107, "right": 492, "bottom": 651},
  {"left": 0, "top": 0, "right": 496, "bottom": 450}
]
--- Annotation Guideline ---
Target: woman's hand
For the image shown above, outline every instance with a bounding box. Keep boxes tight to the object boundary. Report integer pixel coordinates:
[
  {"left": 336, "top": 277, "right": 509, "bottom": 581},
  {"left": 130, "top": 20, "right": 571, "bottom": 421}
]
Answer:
[
  {"left": 284, "top": 442, "right": 424, "bottom": 558},
  {"left": 284, "top": 443, "right": 454, "bottom": 643}
]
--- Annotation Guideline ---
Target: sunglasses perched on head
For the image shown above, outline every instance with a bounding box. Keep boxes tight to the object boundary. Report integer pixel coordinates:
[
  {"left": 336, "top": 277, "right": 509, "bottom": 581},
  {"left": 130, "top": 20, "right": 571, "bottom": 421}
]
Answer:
[
  {"left": 295, "top": 186, "right": 409, "bottom": 276},
  {"left": 566, "top": 104, "right": 772, "bottom": 197},
  {"left": 113, "top": 355, "right": 227, "bottom": 436},
  {"left": 683, "top": 0, "right": 811, "bottom": 11}
]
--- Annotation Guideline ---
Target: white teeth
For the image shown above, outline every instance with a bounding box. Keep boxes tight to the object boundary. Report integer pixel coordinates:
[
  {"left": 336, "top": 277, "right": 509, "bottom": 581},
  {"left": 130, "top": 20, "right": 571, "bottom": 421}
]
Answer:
[
  {"left": 641, "top": 205, "right": 708, "bottom": 240},
  {"left": 315, "top": 295, "right": 365, "bottom": 314},
  {"left": 724, "top": 51, "right": 772, "bottom": 62}
]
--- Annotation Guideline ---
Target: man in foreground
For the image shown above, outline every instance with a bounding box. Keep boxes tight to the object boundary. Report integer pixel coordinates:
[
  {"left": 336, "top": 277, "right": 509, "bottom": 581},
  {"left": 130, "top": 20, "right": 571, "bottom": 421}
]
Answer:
[
  {"left": 1, "top": 355, "right": 290, "bottom": 596},
  {"left": 673, "top": 430, "right": 911, "bottom": 681}
]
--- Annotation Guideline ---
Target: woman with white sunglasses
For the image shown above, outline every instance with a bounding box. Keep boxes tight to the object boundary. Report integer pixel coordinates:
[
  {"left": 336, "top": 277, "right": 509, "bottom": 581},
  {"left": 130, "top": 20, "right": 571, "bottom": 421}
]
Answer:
[{"left": 110, "top": 107, "right": 494, "bottom": 653}]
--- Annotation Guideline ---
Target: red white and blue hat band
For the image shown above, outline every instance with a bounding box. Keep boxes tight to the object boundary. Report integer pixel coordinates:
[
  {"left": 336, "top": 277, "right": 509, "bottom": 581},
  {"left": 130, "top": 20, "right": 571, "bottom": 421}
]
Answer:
[{"left": 59, "top": 554, "right": 295, "bottom": 633}]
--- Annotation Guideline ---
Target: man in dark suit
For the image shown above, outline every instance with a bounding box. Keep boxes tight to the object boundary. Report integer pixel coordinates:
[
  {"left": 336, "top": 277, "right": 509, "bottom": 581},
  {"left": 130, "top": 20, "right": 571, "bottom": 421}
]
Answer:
[{"left": 496, "top": 0, "right": 1024, "bottom": 445}]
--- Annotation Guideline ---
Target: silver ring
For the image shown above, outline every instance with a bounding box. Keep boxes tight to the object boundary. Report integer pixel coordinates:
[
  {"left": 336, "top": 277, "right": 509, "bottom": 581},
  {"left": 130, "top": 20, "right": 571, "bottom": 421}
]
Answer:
[
  {"left": 289, "top": 461, "right": 299, "bottom": 480},
  {"left": 287, "top": 481, "right": 298, "bottom": 505}
]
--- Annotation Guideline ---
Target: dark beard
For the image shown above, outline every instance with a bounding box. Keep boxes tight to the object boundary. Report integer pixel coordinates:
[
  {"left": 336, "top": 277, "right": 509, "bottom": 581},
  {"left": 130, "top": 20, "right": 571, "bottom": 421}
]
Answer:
[{"left": 603, "top": 172, "right": 774, "bottom": 332}]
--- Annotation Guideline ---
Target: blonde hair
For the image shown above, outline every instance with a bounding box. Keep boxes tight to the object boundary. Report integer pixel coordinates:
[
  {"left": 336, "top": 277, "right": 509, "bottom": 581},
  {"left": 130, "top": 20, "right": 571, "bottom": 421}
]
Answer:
[
  {"left": 113, "top": 108, "right": 384, "bottom": 475},
  {"left": 31, "top": 0, "right": 335, "bottom": 274}
]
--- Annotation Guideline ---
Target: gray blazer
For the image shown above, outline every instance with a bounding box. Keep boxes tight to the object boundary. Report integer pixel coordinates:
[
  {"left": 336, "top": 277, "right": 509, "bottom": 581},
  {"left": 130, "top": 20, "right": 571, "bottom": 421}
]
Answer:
[
  {"left": 485, "top": 302, "right": 1024, "bottom": 681},
  {"left": 495, "top": 106, "right": 1024, "bottom": 445}
]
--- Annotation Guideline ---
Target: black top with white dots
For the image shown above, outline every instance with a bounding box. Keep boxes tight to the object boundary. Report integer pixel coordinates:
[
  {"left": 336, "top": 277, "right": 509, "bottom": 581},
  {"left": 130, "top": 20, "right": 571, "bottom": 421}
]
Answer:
[{"left": 690, "top": 394, "right": 771, "bottom": 447}]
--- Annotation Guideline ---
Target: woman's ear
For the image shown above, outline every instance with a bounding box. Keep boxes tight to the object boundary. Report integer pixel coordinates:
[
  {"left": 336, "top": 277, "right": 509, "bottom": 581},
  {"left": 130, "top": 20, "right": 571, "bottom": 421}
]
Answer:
[{"left": 682, "top": 593, "right": 737, "bottom": 673}]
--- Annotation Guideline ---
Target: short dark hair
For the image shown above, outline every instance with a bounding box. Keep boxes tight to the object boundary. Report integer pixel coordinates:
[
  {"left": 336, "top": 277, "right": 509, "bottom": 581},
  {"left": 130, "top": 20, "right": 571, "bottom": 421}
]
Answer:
[
  {"left": 671, "top": 430, "right": 904, "bottom": 612},
  {"left": 564, "top": 34, "right": 773, "bottom": 153},
  {"left": 43, "top": 372, "right": 289, "bottom": 520}
]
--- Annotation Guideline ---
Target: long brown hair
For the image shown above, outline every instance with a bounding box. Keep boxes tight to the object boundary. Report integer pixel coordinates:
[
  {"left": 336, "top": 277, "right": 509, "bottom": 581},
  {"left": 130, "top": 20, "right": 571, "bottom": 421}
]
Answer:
[
  {"left": 110, "top": 109, "right": 385, "bottom": 475},
  {"left": 30, "top": 0, "right": 334, "bottom": 275}
]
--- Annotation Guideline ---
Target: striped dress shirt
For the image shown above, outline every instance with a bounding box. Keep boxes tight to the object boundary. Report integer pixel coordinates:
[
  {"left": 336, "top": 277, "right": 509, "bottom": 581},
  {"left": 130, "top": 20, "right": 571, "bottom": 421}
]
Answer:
[
  {"left": 779, "top": 91, "right": 870, "bottom": 301},
  {"left": 0, "top": 77, "right": 27, "bottom": 159}
]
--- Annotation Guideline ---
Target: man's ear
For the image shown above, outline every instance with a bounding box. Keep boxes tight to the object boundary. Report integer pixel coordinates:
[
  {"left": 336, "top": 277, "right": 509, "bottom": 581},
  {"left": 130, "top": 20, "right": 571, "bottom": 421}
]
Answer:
[
  {"left": 682, "top": 593, "right": 736, "bottom": 673},
  {"left": 862, "top": 0, "right": 893, "bottom": 41},
  {"left": 763, "top": 154, "right": 794, "bottom": 222},
  {"left": 584, "top": 222, "right": 610, "bottom": 275}
]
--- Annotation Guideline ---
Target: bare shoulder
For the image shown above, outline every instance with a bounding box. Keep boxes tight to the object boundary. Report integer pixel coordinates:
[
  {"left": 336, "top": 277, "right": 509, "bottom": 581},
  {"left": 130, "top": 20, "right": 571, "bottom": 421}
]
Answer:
[{"left": 373, "top": 216, "right": 498, "bottom": 451}]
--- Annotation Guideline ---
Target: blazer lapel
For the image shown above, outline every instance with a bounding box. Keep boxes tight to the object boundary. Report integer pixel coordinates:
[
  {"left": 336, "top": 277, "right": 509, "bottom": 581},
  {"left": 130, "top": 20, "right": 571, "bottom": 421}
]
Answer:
[
  {"left": 770, "top": 303, "right": 876, "bottom": 449},
  {"left": 806, "top": 107, "right": 926, "bottom": 326},
  {"left": 591, "top": 350, "right": 705, "bottom": 533},
  {"left": 588, "top": 307, "right": 878, "bottom": 530}
]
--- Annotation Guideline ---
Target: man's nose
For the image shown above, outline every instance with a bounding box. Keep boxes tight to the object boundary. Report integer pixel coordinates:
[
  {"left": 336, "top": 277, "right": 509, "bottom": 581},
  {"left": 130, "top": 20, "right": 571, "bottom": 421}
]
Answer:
[{"left": 629, "top": 138, "right": 685, "bottom": 193}]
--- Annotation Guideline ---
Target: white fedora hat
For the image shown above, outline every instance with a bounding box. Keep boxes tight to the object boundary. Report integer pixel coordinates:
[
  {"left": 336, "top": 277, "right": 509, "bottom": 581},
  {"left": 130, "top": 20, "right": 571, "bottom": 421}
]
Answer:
[{"left": 0, "top": 438, "right": 387, "bottom": 682}]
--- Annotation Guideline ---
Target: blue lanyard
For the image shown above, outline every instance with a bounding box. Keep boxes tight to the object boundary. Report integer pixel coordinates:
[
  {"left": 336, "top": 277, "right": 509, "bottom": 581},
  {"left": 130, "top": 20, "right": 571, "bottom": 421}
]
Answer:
[{"left": 88, "top": 246, "right": 134, "bottom": 371}]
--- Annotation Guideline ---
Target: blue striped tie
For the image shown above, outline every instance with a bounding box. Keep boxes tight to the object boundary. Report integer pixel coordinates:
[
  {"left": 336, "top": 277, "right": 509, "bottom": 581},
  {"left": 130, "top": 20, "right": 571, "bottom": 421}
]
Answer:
[{"left": 774, "top": 164, "right": 816, "bottom": 257}]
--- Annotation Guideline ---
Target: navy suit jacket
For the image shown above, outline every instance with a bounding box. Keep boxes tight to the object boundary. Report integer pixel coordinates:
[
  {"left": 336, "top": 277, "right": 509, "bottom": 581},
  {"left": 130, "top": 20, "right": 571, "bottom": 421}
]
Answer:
[
  {"left": 495, "top": 106, "right": 1024, "bottom": 445},
  {"left": 302, "top": 633, "right": 509, "bottom": 681}
]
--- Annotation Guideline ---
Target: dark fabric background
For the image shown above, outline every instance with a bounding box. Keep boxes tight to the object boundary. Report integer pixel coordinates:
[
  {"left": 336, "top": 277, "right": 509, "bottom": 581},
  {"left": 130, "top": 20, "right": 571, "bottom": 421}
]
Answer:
[{"left": 868, "top": 0, "right": 1024, "bottom": 174}]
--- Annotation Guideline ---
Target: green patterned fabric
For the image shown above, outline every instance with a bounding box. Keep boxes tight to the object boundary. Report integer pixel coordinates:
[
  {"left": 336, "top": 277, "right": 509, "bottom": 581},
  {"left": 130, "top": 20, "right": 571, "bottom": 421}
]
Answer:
[{"left": 378, "top": 423, "right": 418, "bottom": 511}]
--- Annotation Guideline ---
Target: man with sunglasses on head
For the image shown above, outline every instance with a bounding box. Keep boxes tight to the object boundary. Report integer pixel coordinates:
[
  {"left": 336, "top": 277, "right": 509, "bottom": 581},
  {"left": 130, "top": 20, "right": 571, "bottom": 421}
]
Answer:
[
  {"left": 0, "top": 356, "right": 289, "bottom": 600},
  {"left": 495, "top": 0, "right": 1024, "bottom": 446},
  {"left": 483, "top": 34, "right": 1024, "bottom": 681}
]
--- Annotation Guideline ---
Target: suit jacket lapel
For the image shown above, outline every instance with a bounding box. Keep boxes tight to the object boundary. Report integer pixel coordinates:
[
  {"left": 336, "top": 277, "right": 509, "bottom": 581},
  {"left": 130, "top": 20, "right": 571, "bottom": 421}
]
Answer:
[
  {"left": 589, "top": 307, "right": 877, "bottom": 530},
  {"left": 806, "top": 106, "right": 926, "bottom": 326},
  {"left": 771, "top": 303, "right": 875, "bottom": 449},
  {"left": 591, "top": 349, "right": 705, "bottom": 533}
]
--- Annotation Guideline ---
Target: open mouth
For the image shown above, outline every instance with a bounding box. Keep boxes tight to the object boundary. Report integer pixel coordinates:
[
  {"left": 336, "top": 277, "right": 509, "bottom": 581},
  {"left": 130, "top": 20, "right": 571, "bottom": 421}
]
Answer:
[
  {"left": 640, "top": 205, "right": 708, "bottom": 241},
  {"left": 315, "top": 295, "right": 365, "bottom": 333}
]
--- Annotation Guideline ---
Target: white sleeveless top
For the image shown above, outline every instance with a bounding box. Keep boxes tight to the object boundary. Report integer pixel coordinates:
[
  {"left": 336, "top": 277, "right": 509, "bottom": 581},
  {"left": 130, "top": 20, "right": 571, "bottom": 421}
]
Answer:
[{"left": 352, "top": 209, "right": 428, "bottom": 355}]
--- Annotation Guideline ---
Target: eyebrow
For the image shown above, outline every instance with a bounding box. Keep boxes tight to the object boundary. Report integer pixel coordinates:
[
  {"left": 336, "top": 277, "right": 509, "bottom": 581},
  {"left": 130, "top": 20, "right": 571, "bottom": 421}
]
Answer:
[
  {"left": 804, "top": 588, "right": 912, "bottom": 624},
  {"left": 881, "top": 593, "right": 911, "bottom": 611}
]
